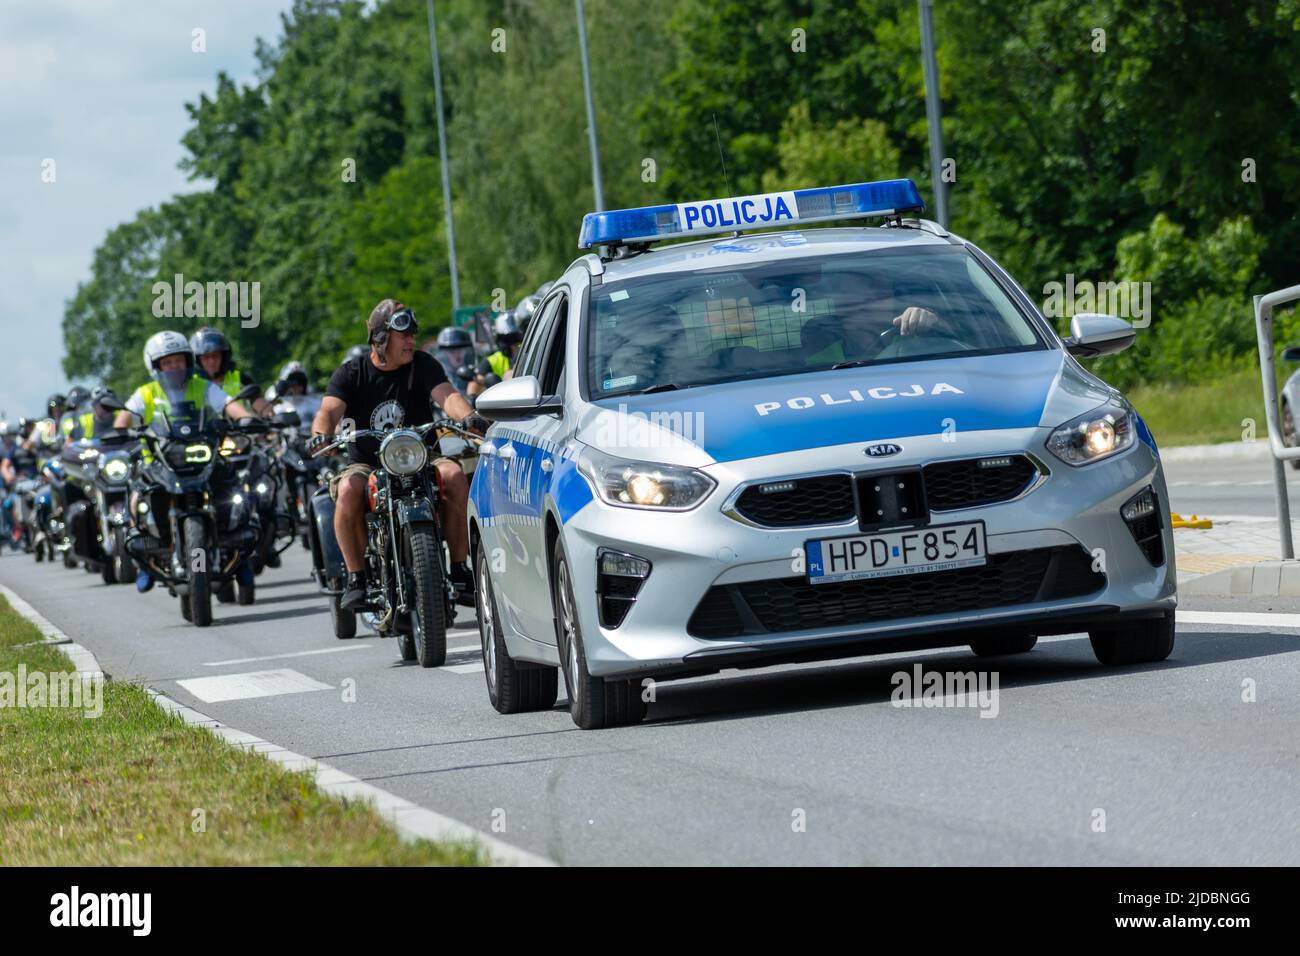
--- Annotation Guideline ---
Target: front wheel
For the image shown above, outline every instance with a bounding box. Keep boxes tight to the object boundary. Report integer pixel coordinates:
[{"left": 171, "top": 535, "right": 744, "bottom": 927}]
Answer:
[
  {"left": 184, "top": 516, "right": 212, "bottom": 628},
  {"left": 553, "top": 538, "right": 646, "bottom": 730},
  {"left": 113, "top": 528, "right": 136, "bottom": 584},
  {"left": 100, "top": 558, "right": 116, "bottom": 585},
  {"left": 1089, "top": 611, "right": 1175, "bottom": 666},
  {"left": 478, "top": 538, "right": 558, "bottom": 713},
  {"left": 404, "top": 525, "right": 446, "bottom": 668}
]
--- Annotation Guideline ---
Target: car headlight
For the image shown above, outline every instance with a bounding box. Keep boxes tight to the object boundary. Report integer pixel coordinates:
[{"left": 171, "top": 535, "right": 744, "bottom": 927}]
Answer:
[
  {"left": 102, "top": 458, "right": 129, "bottom": 481},
  {"left": 379, "top": 430, "right": 428, "bottom": 476},
  {"left": 1045, "top": 401, "right": 1136, "bottom": 466},
  {"left": 580, "top": 446, "right": 715, "bottom": 510}
]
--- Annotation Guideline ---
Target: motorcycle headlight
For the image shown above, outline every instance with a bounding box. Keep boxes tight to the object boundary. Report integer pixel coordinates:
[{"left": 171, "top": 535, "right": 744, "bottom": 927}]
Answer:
[
  {"left": 219, "top": 436, "right": 238, "bottom": 457},
  {"left": 580, "top": 446, "right": 715, "bottom": 510},
  {"left": 1045, "top": 401, "right": 1136, "bottom": 466},
  {"left": 102, "top": 459, "right": 129, "bottom": 482},
  {"left": 379, "top": 431, "right": 427, "bottom": 476}
]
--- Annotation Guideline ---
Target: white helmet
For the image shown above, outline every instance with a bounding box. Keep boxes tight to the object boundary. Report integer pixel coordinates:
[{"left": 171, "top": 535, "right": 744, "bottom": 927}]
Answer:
[{"left": 143, "top": 330, "right": 194, "bottom": 380}]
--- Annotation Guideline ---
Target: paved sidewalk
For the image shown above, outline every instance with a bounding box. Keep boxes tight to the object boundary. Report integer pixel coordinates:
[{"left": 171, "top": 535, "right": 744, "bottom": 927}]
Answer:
[{"left": 1172, "top": 515, "right": 1300, "bottom": 595}]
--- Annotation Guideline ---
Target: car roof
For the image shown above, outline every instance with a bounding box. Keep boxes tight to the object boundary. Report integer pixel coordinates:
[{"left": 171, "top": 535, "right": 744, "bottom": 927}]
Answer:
[{"left": 595, "top": 225, "right": 960, "bottom": 284}]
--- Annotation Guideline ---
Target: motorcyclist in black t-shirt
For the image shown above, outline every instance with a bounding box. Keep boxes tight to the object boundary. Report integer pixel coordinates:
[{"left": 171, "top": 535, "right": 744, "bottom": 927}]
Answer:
[{"left": 310, "top": 299, "right": 489, "bottom": 610}]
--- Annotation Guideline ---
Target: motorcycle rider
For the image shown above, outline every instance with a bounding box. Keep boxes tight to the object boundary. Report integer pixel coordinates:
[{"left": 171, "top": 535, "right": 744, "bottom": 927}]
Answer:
[
  {"left": 65, "top": 386, "right": 118, "bottom": 441},
  {"left": 30, "top": 393, "right": 67, "bottom": 466},
  {"left": 309, "top": 299, "right": 488, "bottom": 610},
  {"left": 114, "top": 330, "right": 256, "bottom": 591},
  {"left": 59, "top": 386, "right": 92, "bottom": 441},
  {"left": 191, "top": 326, "right": 273, "bottom": 416},
  {"left": 431, "top": 327, "right": 475, "bottom": 397}
]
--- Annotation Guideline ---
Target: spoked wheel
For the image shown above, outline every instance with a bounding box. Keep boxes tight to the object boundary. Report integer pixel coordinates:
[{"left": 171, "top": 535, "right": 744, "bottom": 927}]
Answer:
[
  {"left": 553, "top": 539, "right": 646, "bottom": 730},
  {"left": 403, "top": 526, "right": 446, "bottom": 668},
  {"left": 184, "top": 517, "right": 212, "bottom": 627},
  {"left": 478, "top": 538, "right": 557, "bottom": 713}
]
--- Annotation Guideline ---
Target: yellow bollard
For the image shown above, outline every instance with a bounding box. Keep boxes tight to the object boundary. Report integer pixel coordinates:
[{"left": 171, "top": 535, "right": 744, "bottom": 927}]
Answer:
[{"left": 1169, "top": 512, "right": 1213, "bottom": 529}]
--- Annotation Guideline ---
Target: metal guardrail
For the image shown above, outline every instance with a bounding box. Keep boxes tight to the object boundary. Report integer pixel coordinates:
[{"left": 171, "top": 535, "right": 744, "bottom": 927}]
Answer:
[{"left": 1252, "top": 284, "right": 1300, "bottom": 559}]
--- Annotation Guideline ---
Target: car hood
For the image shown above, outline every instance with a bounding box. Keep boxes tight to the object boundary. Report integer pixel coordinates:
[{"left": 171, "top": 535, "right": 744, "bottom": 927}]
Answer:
[{"left": 576, "top": 349, "right": 1116, "bottom": 465}]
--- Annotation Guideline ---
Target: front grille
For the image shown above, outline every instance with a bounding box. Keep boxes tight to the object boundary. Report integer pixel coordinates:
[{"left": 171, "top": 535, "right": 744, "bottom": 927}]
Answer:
[
  {"left": 729, "top": 456, "right": 1040, "bottom": 528},
  {"left": 922, "top": 456, "right": 1039, "bottom": 510},
  {"left": 687, "top": 546, "right": 1105, "bottom": 638},
  {"left": 733, "top": 474, "right": 854, "bottom": 527}
]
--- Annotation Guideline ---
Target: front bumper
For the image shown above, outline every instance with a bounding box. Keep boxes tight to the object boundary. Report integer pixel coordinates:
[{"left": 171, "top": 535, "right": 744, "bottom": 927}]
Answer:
[{"left": 559, "top": 427, "right": 1176, "bottom": 679}]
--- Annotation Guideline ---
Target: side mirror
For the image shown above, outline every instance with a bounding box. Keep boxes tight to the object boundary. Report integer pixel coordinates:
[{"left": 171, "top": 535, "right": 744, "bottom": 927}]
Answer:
[
  {"left": 1282, "top": 345, "right": 1300, "bottom": 363},
  {"left": 272, "top": 410, "right": 302, "bottom": 428},
  {"left": 233, "top": 383, "right": 262, "bottom": 403},
  {"left": 97, "top": 395, "right": 126, "bottom": 412},
  {"left": 475, "top": 375, "right": 562, "bottom": 421},
  {"left": 1063, "top": 313, "right": 1136, "bottom": 358}
]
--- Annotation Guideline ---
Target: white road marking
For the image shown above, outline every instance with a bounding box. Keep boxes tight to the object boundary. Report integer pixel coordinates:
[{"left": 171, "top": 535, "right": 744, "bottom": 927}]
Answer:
[
  {"left": 176, "top": 668, "right": 333, "bottom": 703},
  {"left": 203, "top": 646, "right": 373, "bottom": 667},
  {"left": 444, "top": 661, "right": 485, "bottom": 674},
  {"left": 1179, "top": 610, "right": 1300, "bottom": 629}
]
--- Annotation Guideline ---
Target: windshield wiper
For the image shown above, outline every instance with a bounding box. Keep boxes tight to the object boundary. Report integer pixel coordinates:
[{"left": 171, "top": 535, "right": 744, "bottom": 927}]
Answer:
[
  {"left": 637, "top": 383, "right": 684, "bottom": 394},
  {"left": 831, "top": 360, "right": 872, "bottom": 370}
]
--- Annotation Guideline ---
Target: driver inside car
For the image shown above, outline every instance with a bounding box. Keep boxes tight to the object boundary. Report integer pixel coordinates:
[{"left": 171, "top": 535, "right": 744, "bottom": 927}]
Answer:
[
  {"left": 310, "top": 299, "right": 489, "bottom": 611},
  {"left": 799, "top": 269, "right": 954, "bottom": 367}
]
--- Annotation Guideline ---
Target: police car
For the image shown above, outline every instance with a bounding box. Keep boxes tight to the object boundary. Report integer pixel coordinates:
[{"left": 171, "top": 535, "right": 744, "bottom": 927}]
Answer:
[{"left": 469, "top": 178, "right": 1176, "bottom": 730}]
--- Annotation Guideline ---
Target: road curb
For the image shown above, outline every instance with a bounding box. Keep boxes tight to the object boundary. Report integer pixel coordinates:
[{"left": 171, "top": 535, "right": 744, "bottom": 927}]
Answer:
[
  {"left": 1180, "top": 560, "right": 1300, "bottom": 597},
  {"left": 0, "top": 582, "right": 553, "bottom": 867}
]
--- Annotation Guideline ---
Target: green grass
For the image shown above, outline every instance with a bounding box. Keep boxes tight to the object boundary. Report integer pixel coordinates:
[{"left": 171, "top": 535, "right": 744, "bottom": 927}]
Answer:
[
  {"left": 0, "top": 594, "right": 485, "bottom": 866},
  {"left": 1127, "top": 367, "right": 1271, "bottom": 448}
]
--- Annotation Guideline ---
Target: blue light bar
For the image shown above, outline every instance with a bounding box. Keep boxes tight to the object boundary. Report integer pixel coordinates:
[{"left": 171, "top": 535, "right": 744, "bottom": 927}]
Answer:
[{"left": 578, "top": 178, "right": 924, "bottom": 249}]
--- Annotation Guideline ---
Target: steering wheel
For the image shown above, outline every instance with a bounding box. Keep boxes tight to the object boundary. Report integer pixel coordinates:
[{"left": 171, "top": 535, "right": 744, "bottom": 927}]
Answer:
[{"left": 876, "top": 326, "right": 976, "bottom": 359}]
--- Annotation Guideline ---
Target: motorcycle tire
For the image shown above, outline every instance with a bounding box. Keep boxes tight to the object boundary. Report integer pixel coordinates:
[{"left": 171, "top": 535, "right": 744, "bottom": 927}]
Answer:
[
  {"left": 185, "top": 516, "right": 212, "bottom": 628},
  {"left": 237, "top": 578, "right": 255, "bottom": 606},
  {"left": 331, "top": 592, "right": 356, "bottom": 640},
  {"left": 113, "top": 528, "right": 135, "bottom": 583},
  {"left": 403, "top": 525, "right": 447, "bottom": 668}
]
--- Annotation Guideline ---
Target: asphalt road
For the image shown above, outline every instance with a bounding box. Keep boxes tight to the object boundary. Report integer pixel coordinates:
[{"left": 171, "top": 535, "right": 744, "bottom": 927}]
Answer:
[
  {"left": 2, "top": 542, "right": 1297, "bottom": 865},
  {"left": 1164, "top": 453, "right": 1298, "bottom": 519}
]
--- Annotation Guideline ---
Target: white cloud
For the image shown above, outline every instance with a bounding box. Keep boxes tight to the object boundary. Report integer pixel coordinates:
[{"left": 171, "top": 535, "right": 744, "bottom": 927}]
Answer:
[{"left": 0, "top": 0, "right": 295, "bottom": 417}]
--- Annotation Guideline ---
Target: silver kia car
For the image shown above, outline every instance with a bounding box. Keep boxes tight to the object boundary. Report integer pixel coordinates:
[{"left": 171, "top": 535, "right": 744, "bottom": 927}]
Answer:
[{"left": 469, "top": 179, "right": 1176, "bottom": 729}]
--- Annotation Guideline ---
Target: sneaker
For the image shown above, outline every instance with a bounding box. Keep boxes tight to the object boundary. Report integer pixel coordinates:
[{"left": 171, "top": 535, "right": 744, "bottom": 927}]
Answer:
[{"left": 135, "top": 570, "right": 154, "bottom": 593}]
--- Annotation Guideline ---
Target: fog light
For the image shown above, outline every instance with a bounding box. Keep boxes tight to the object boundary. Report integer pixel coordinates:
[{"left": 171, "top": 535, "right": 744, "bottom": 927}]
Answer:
[
  {"left": 597, "top": 548, "right": 651, "bottom": 628},
  {"left": 1121, "top": 486, "right": 1164, "bottom": 566}
]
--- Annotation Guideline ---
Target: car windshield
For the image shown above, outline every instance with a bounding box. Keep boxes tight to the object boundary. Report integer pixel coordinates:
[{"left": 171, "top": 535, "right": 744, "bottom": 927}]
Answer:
[{"left": 585, "top": 244, "right": 1046, "bottom": 399}]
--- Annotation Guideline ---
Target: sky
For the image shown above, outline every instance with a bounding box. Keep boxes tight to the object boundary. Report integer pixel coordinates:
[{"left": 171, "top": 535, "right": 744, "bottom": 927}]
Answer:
[{"left": 0, "top": 0, "right": 297, "bottom": 421}]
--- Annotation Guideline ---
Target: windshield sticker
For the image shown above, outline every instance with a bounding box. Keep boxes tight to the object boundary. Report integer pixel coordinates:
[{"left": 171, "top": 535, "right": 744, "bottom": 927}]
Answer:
[
  {"left": 609, "top": 289, "right": 629, "bottom": 301},
  {"left": 602, "top": 375, "right": 638, "bottom": 391}
]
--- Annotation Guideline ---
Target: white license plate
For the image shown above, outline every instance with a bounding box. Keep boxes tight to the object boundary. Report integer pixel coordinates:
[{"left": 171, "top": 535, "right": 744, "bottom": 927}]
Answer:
[{"left": 805, "top": 521, "right": 987, "bottom": 585}]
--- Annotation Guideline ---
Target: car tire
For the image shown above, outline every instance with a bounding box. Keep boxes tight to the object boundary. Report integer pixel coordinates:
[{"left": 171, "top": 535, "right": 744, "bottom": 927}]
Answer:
[
  {"left": 1285, "top": 403, "right": 1300, "bottom": 471},
  {"left": 477, "top": 538, "right": 558, "bottom": 714},
  {"left": 1089, "top": 611, "right": 1175, "bottom": 666},
  {"left": 552, "top": 537, "right": 646, "bottom": 730},
  {"left": 970, "top": 634, "right": 1038, "bottom": 657}
]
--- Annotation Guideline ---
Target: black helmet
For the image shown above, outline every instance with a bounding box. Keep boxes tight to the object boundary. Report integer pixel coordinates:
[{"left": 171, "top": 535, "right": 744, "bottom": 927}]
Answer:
[
  {"left": 436, "top": 326, "right": 472, "bottom": 350},
  {"left": 190, "top": 326, "right": 233, "bottom": 374},
  {"left": 47, "top": 392, "right": 67, "bottom": 417},
  {"left": 66, "top": 386, "right": 91, "bottom": 410},
  {"left": 90, "top": 385, "right": 116, "bottom": 407},
  {"left": 345, "top": 344, "right": 369, "bottom": 364},
  {"left": 493, "top": 313, "right": 523, "bottom": 347}
]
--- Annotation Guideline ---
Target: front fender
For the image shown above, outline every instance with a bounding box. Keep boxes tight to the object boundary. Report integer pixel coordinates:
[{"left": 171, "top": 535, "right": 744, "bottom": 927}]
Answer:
[
  {"left": 309, "top": 486, "right": 346, "bottom": 581},
  {"left": 395, "top": 496, "right": 435, "bottom": 528}
]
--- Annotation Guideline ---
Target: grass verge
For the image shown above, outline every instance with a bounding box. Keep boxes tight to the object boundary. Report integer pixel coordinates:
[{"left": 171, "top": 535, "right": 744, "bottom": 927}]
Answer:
[
  {"left": 0, "top": 593, "right": 484, "bottom": 865},
  {"left": 1127, "top": 367, "right": 1269, "bottom": 448}
]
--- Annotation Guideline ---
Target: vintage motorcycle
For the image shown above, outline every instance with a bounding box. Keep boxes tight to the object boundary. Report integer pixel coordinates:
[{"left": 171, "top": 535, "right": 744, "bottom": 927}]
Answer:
[{"left": 307, "top": 419, "right": 480, "bottom": 667}]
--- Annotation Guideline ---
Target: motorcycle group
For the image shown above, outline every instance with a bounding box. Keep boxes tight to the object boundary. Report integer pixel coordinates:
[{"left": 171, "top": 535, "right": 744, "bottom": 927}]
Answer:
[{"left": 0, "top": 291, "right": 540, "bottom": 666}]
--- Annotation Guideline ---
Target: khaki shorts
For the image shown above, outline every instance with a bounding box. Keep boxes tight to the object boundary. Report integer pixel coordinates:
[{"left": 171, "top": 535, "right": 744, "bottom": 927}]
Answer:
[{"left": 328, "top": 458, "right": 458, "bottom": 501}]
